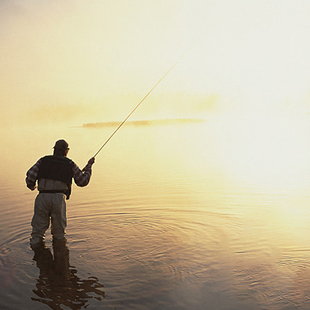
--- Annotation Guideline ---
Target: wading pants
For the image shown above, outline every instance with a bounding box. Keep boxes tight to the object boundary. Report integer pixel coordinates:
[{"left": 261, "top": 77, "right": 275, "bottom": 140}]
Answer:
[{"left": 30, "top": 193, "right": 67, "bottom": 246}]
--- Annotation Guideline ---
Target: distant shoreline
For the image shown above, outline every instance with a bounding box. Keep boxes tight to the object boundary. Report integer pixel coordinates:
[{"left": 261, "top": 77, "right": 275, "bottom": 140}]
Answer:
[{"left": 81, "top": 118, "right": 206, "bottom": 128}]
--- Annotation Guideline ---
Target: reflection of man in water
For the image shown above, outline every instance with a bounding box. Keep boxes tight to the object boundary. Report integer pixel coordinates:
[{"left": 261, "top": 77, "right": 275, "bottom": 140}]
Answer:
[
  {"left": 32, "top": 239, "right": 105, "bottom": 309},
  {"left": 26, "top": 139, "right": 95, "bottom": 248}
]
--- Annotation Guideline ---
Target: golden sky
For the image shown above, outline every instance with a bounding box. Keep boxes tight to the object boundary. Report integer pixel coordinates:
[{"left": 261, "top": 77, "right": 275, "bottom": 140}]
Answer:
[{"left": 1, "top": 0, "right": 310, "bottom": 126}]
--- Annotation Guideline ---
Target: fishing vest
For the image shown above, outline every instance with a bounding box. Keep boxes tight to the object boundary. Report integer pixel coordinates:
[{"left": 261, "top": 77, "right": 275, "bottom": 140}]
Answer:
[{"left": 38, "top": 155, "right": 74, "bottom": 199}]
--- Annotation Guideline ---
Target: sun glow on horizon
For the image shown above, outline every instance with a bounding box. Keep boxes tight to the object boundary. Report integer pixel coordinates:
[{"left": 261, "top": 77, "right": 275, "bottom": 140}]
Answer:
[{"left": 209, "top": 113, "right": 310, "bottom": 189}]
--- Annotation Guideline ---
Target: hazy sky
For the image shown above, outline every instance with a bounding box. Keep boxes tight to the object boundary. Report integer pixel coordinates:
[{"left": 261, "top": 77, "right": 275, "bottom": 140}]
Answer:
[{"left": 1, "top": 0, "right": 310, "bottom": 126}]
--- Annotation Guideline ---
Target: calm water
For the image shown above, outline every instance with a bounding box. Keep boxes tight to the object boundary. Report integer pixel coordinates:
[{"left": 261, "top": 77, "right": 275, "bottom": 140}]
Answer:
[{"left": 1, "top": 116, "right": 310, "bottom": 309}]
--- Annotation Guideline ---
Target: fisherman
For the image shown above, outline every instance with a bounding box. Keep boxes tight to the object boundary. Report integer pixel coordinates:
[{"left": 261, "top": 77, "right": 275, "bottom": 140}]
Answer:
[{"left": 26, "top": 139, "right": 95, "bottom": 249}]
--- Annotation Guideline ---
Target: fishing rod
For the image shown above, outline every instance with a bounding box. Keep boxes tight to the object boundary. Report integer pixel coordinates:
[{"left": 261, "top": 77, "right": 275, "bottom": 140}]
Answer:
[{"left": 93, "top": 37, "right": 201, "bottom": 158}]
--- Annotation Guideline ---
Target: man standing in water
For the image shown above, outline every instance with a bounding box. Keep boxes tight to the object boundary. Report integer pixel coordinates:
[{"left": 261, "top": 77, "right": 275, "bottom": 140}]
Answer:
[{"left": 26, "top": 139, "right": 95, "bottom": 248}]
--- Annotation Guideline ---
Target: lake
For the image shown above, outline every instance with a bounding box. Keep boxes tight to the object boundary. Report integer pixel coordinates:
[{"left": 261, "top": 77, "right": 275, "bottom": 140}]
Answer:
[{"left": 1, "top": 115, "right": 310, "bottom": 310}]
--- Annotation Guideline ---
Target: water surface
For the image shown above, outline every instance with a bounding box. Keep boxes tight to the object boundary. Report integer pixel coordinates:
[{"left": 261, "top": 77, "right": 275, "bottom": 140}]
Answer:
[{"left": 1, "top": 116, "right": 310, "bottom": 309}]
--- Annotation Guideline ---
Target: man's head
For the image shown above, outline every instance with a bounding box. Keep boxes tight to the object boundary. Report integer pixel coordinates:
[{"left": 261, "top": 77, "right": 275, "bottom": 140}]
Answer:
[{"left": 53, "top": 139, "right": 70, "bottom": 156}]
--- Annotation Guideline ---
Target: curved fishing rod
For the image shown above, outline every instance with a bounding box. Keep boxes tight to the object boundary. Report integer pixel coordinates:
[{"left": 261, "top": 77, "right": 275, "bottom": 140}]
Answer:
[{"left": 93, "top": 37, "right": 202, "bottom": 158}]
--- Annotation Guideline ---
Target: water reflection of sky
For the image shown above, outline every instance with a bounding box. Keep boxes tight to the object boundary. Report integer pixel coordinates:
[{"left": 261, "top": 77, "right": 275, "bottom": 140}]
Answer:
[{"left": 1, "top": 120, "right": 310, "bottom": 309}]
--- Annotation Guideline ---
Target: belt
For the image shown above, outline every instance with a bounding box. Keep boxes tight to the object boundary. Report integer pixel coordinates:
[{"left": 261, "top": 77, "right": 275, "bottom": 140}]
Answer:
[{"left": 39, "top": 190, "right": 66, "bottom": 194}]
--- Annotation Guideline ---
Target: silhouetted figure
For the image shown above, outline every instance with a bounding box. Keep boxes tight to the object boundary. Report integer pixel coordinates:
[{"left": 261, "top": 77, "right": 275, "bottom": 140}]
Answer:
[
  {"left": 31, "top": 239, "right": 105, "bottom": 309},
  {"left": 26, "top": 139, "right": 95, "bottom": 248}
]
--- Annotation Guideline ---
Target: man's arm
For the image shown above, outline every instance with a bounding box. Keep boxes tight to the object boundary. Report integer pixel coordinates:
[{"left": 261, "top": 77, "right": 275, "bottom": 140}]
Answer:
[
  {"left": 73, "top": 157, "right": 95, "bottom": 187},
  {"left": 26, "top": 159, "right": 41, "bottom": 190}
]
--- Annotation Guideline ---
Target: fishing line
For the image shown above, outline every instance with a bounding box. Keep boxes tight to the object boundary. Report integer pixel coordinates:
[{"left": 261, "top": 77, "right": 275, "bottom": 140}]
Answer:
[{"left": 93, "top": 36, "right": 202, "bottom": 158}]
